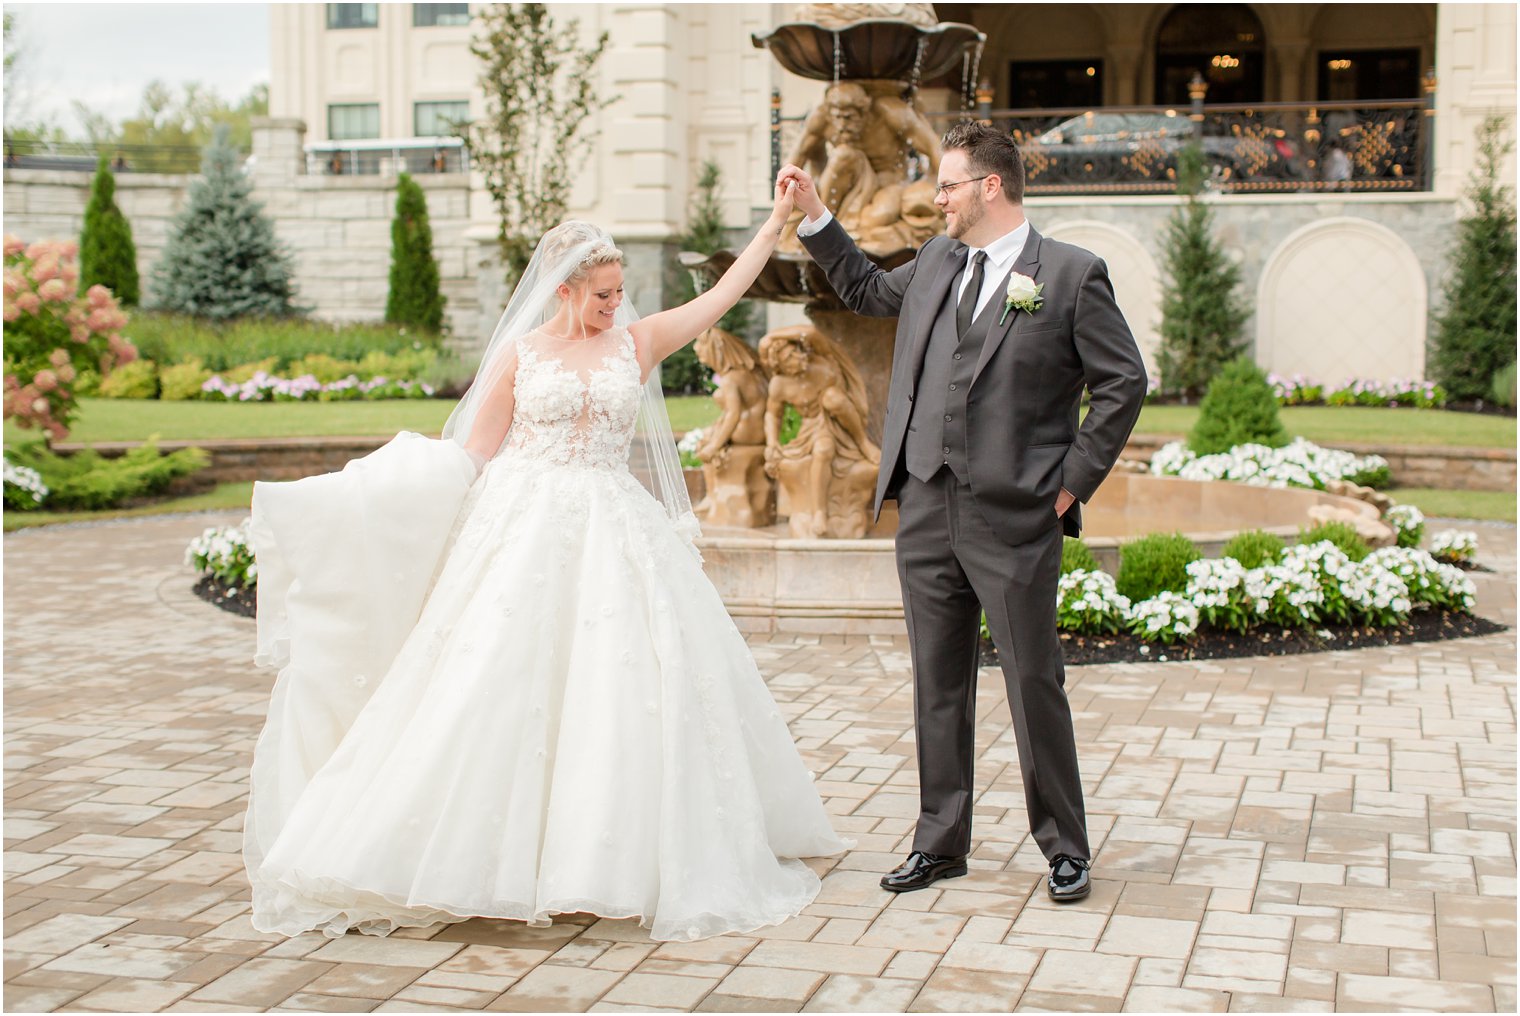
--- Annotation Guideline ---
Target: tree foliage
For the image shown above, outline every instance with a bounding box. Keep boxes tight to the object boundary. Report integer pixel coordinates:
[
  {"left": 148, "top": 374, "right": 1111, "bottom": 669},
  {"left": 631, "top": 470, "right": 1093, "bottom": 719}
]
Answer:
[
  {"left": 664, "top": 160, "right": 755, "bottom": 393},
  {"left": 151, "top": 128, "right": 299, "bottom": 320},
  {"left": 79, "top": 156, "right": 141, "bottom": 306},
  {"left": 1156, "top": 143, "right": 1249, "bottom": 398},
  {"left": 462, "top": 3, "right": 613, "bottom": 284},
  {"left": 1430, "top": 115, "right": 1518, "bottom": 403},
  {"left": 385, "top": 173, "right": 447, "bottom": 334},
  {"left": 71, "top": 80, "right": 268, "bottom": 171}
]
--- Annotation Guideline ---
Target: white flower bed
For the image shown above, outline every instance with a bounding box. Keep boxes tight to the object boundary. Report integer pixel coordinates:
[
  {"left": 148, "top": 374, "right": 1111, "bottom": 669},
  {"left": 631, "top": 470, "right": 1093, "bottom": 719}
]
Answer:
[
  {"left": 1150, "top": 437, "right": 1388, "bottom": 490},
  {"left": 1365, "top": 546, "right": 1476, "bottom": 611},
  {"left": 186, "top": 519, "right": 257, "bottom": 589},
  {"left": 1429, "top": 529, "right": 1479, "bottom": 565},
  {"left": 677, "top": 427, "right": 705, "bottom": 467},
  {"left": 1128, "top": 591, "right": 1200, "bottom": 642},
  {"left": 1384, "top": 504, "right": 1425, "bottom": 548},
  {"left": 3, "top": 460, "right": 48, "bottom": 506},
  {"left": 1056, "top": 569, "right": 1131, "bottom": 634}
]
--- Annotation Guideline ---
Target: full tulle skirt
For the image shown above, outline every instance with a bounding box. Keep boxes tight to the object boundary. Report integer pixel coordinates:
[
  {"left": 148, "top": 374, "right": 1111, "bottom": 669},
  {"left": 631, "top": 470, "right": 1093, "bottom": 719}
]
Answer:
[{"left": 245, "top": 436, "right": 847, "bottom": 942}]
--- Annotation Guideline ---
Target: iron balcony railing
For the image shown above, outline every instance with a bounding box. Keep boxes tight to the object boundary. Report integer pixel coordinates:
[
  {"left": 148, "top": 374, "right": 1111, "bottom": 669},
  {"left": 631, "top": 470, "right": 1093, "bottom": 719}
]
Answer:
[
  {"left": 305, "top": 136, "right": 468, "bottom": 176},
  {"left": 922, "top": 100, "right": 1430, "bottom": 195}
]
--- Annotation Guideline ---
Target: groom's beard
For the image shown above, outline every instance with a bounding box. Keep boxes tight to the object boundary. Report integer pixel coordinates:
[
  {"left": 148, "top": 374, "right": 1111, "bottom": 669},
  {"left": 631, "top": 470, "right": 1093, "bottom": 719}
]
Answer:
[{"left": 945, "top": 192, "right": 985, "bottom": 240}]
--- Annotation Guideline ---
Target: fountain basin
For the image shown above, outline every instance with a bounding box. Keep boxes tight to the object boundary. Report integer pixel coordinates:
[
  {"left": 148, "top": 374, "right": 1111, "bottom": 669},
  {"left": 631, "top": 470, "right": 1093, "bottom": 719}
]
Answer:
[{"left": 696, "top": 472, "right": 1383, "bottom": 634}]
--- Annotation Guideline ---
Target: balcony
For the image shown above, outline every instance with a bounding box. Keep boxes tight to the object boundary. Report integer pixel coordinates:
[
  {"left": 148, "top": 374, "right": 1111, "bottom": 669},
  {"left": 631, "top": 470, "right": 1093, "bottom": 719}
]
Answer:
[{"left": 304, "top": 137, "right": 468, "bottom": 177}]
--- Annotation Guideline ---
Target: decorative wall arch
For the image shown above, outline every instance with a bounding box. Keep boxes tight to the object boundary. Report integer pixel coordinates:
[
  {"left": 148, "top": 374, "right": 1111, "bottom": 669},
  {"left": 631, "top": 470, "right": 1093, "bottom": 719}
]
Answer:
[
  {"left": 1041, "top": 219, "right": 1162, "bottom": 380},
  {"left": 1256, "top": 217, "right": 1427, "bottom": 383}
]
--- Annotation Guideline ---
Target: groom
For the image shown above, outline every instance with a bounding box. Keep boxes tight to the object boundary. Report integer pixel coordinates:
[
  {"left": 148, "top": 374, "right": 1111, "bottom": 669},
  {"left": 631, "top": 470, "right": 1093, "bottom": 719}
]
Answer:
[{"left": 779, "top": 122, "right": 1146, "bottom": 902}]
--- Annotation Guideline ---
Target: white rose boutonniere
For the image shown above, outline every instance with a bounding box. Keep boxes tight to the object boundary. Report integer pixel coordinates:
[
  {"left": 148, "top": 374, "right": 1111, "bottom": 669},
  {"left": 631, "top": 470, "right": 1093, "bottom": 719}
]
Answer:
[{"left": 1000, "top": 272, "right": 1043, "bottom": 325}]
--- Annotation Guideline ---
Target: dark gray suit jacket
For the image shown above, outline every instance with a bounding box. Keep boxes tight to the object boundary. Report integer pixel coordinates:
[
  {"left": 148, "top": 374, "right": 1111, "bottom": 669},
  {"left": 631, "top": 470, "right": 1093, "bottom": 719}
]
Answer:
[{"left": 801, "top": 216, "right": 1148, "bottom": 546}]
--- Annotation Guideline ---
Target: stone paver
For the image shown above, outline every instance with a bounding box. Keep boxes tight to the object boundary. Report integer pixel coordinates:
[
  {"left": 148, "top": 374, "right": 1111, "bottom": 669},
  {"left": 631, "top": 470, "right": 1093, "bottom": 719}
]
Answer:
[{"left": 4, "top": 513, "right": 1515, "bottom": 1011}]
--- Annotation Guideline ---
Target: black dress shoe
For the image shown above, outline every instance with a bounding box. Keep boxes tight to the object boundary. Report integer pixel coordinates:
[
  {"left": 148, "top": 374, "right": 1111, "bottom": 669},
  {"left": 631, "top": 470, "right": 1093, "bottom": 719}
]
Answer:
[
  {"left": 880, "top": 851, "right": 968, "bottom": 893},
  {"left": 1047, "top": 854, "right": 1091, "bottom": 902}
]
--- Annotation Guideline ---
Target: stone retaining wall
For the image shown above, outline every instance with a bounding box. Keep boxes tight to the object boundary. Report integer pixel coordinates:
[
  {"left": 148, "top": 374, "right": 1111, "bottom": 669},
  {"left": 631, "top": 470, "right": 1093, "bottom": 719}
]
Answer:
[{"left": 57, "top": 432, "right": 1516, "bottom": 492}]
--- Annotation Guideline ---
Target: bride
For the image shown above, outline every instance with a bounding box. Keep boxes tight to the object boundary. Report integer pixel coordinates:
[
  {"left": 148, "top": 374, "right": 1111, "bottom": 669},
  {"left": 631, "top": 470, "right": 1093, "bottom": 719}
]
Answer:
[{"left": 244, "top": 178, "right": 849, "bottom": 943}]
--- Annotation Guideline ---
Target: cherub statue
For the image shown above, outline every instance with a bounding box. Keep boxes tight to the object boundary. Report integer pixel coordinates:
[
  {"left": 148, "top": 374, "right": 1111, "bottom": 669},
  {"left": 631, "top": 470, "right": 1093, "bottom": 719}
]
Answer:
[
  {"left": 691, "top": 327, "right": 775, "bottom": 528},
  {"left": 780, "top": 80, "right": 943, "bottom": 254},
  {"left": 760, "top": 325, "right": 881, "bottom": 539}
]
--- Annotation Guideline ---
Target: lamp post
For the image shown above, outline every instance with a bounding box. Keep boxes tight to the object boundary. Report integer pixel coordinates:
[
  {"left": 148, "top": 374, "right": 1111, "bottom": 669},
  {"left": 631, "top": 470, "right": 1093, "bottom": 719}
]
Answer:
[{"left": 1188, "top": 71, "right": 1209, "bottom": 138}]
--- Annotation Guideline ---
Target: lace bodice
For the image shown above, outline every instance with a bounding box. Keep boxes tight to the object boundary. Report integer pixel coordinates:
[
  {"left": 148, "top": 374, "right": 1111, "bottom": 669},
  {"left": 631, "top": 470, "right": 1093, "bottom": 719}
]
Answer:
[{"left": 502, "top": 327, "right": 642, "bottom": 469}]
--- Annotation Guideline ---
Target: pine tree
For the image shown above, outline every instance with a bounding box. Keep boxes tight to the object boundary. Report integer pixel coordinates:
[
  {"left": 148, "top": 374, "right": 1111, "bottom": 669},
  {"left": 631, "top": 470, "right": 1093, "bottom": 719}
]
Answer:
[
  {"left": 79, "top": 155, "right": 141, "bottom": 306},
  {"left": 384, "top": 173, "right": 446, "bottom": 334},
  {"left": 1157, "top": 143, "right": 1248, "bottom": 398},
  {"left": 1430, "top": 115, "right": 1518, "bottom": 403},
  {"left": 151, "top": 126, "right": 299, "bottom": 319},
  {"left": 1188, "top": 356, "right": 1291, "bottom": 455},
  {"left": 664, "top": 160, "right": 754, "bottom": 393}
]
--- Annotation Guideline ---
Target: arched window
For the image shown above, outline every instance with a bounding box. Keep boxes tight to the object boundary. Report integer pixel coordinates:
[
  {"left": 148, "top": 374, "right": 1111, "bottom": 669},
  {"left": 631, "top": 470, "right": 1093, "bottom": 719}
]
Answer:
[{"left": 1154, "top": 4, "right": 1266, "bottom": 105}]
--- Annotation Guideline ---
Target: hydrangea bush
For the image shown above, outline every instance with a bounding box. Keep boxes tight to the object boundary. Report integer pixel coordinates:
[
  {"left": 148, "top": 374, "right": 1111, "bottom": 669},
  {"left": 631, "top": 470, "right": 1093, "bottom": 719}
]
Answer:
[
  {"left": 186, "top": 519, "right": 257, "bottom": 589},
  {"left": 1151, "top": 437, "right": 1390, "bottom": 490},
  {"left": 3, "top": 236, "right": 136, "bottom": 440}
]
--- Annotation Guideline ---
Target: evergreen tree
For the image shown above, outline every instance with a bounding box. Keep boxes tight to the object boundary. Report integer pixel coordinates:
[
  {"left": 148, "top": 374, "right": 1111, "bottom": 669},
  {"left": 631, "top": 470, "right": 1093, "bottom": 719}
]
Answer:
[
  {"left": 384, "top": 173, "right": 446, "bottom": 334},
  {"left": 79, "top": 155, "right": 141, "bottom": 306},
  {"left": 1156, "top": 143, "right": 1248, "bottom": 398},
  {"left": 664, "top": 160, "right": 754, "bottom": 393},
  {"left": 151, "top": 126, "right": 299, "bottom": 319},
  {"left": 1188, "top": 356, "right": 1291, "bottom": 455},
  {"left": 1430, "top": 115, "right": 1518, "bottom": 403}
]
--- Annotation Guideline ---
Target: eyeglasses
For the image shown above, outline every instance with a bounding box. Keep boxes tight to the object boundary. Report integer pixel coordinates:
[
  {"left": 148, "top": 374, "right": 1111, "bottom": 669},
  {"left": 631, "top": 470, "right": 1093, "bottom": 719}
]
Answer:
[{"left": 935, "top": 175, "right": 990, "bottom": 197}]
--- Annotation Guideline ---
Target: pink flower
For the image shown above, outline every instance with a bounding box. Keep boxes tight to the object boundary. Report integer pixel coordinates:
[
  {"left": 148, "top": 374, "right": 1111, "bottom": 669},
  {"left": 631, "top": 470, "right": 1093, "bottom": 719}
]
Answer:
[
  {"left": 38, "top": 278, "right": 70, "bottom": 302},
  {"left": 110, "top": 336, "right": 138, "bottom": 364},
  {"left": 31, "top": 256, "right": 60, "bottom": 284},
  {"left": 4, "top": 235, "right": 25, "bottom": 257},
  {"left": 2, "top": 269, "right": 23, "bottom": 297},
  {"left": 58, "top": 240, "right": 78, "bottom": 259},
  {"left": 70, "top": 324, "right": 90, "bottom": 343},
  {"left": 86, "top": 308, "right": 114, "bottom": 331},
  {"left": 15, "top": 291, "right": 40, "bottom": 314},
  {"left": 86, "top": 284, "right": 113, "bottom": 308},
  {"left": 57, "top": 363, "right": 76, "bottom": 383},
  {"left": 46, "top": 421, "right": 67, "bottom": 442},
  {"left": 33, "top": 369, "right": 57, "bottom": 392},
  {"left": 2, "top": 301, "right": 16, "bottom": 323},
  {"left": 24, "top": 240, "right": 51, "bottom": 260},
  {"left": 30, "top": 397, "right": 48, "bottom": 415},
  {"left": 3, "top": 375, "right": 18, "bottom": 393},
  {"left": 49, "top": 348, "right": 69, "bottom": 368}
]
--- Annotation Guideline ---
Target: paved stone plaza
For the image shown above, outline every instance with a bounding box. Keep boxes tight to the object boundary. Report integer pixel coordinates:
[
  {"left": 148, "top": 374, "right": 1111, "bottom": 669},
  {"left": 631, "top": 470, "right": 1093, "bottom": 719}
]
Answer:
[{"left": 4, "top": 513, "right": 1516, "bottom": 1013}]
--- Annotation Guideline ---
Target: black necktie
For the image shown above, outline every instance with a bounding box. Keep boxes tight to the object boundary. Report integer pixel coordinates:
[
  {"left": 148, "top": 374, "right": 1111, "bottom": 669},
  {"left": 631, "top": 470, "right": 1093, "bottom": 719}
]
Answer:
[{"left": 956, "top": 251, "right": 986, "bottom": 340}]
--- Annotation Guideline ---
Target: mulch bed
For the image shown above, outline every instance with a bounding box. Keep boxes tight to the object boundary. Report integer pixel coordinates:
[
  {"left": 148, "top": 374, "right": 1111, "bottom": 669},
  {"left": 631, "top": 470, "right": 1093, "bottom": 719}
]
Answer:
[
  {"left": 980, "top": 609, "right": 1508, "bottom": 667},
  {"left": 194, "top": 575, "right": 256, "bottom": 618}
]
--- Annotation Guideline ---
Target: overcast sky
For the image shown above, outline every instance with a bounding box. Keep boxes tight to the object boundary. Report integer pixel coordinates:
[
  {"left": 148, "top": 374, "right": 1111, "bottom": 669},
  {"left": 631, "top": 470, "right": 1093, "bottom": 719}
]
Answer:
[{"left": 6, "top": 2, "right": 270, "bottom": 134}]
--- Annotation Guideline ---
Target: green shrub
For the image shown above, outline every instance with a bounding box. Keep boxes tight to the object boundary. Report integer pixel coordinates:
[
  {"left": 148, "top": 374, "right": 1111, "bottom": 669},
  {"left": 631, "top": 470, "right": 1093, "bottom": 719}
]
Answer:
[
  {"left": 1189, "top": 357, "right": 1291, "bottom": 455},
  {"left": 357, "top": 347, "right": 438, "bottom": 380},
  {"left": 1221, "top": 529, "right": 1286, "bottom": 568},
  {"left": 1116, "top": 532, "right": 1202, "bottom": 602},
  {"left": 288, "top": 353, "right": 363, "bottom": 383},
  {"left": 6, "top": 438, "right": 209, "bottom": 510},
  {"left": 73, "top": 369, "right": 101, "bottom": 397},
  {"left": 79, "top": 156, "right": 141, "bottom": 306},
  {"left": 159, "top": 360, "right": 213, "bottom": 400},
  {"left": 1492, "top": 362, "right": 1518, "bottom": 409},
  {"left": 96, "top": 358, "right": 159, "bottom": 399},
  {"left": 384, "top": 173, "right": 447, "bottom": 335},
  {"left": 1299, "top": 520, "right": 1371, "bottom": 561},
  {"left": 1430, "top": 116, "right": 1517, "bottom": 402},
  {"left": 222, "top": 358, "right": 279, "bottom": 383},
  {"left": 126, "top": 313, "right": 437, "bottom": 372},
  {"left": 1061, "top": 537, "right": 1099, "bottom": 575}
]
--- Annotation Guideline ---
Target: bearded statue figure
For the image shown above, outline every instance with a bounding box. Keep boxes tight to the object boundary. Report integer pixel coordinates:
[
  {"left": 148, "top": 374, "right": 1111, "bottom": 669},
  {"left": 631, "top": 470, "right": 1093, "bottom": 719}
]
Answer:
[
  {"left": 691, "top": 327, "right": 776, "bottom": 528},
  {"left": 760, "top": 325, "right": 881, "bottom": 539}
]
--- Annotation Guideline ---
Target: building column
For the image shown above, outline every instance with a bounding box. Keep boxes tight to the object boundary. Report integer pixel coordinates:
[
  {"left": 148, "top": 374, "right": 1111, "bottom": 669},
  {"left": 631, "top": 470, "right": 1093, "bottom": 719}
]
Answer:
[
  {"left": 1106, "top": 43, "right": 1143, "bottom": 105},
  {"left": 1274, "top": 39, "right": 1310, "bottom": 103},
  {"left": 1433, "top": 2, "right": 1519, "bottom": 198}
]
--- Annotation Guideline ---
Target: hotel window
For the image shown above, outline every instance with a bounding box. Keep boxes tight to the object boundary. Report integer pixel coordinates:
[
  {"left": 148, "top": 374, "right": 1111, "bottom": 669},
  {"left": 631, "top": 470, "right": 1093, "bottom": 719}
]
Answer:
[
  {"left": 414, "top": 4, "right": 470, "bottom": 27},
  {"left": 1318, "top": 49, "right": 1421, "bottom": 101},
  {"left": 1009, "top": 60, "right": 1104, "bottom": 109},
  {"left": 328, "top": 103, "right": 380, "bottom": 141},
  {"left": 415, "top": 100, "right": 470, "bottom": 137},
  {"left": 326, "top": 4, "right": 378, "bottom": 29}
]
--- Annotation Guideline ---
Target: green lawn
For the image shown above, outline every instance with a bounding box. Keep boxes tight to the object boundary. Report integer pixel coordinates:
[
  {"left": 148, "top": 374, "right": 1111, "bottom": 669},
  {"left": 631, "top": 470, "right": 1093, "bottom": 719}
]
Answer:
[
  {"left": 3, "top": 482, "right": 255, "bottom": 532},
  {"left": 1390, "top": 487, "right": 1517, "bottom": 523},
  {"left": 6, "top": 398, "right": 1512, "bottom": 449}
]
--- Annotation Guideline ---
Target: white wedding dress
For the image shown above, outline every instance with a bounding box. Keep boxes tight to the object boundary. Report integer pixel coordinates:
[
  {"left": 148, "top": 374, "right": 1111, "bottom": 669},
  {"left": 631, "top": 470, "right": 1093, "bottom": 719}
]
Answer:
[{"left": 244, "top": 327, "right": 848, "bottom": 942}]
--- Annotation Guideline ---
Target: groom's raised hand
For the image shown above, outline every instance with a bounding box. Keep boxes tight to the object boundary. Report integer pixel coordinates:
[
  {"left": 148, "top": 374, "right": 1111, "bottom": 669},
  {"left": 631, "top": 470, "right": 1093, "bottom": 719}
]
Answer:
[{"left": 777, "top": 165, "right": 826, "bottom": 222}]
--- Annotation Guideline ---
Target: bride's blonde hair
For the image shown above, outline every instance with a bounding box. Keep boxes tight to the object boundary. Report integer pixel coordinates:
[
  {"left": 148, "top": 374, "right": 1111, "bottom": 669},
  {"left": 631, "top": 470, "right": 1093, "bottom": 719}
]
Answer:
[{"left": 541, "top": 221, "right": 624, "bottom": 287}]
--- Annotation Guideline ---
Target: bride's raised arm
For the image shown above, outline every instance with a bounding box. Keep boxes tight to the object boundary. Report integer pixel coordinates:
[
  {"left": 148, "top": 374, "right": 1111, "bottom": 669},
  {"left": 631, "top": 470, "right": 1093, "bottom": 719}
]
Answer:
[{"left": 630, "top": 178, "right": 794, "bottom": 370}]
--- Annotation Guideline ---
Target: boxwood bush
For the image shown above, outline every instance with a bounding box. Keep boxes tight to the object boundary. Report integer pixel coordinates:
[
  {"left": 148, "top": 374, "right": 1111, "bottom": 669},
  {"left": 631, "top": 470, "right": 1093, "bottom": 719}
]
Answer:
[{"left": 1117, "top": 532, "right": 1203, "bottom": 602}]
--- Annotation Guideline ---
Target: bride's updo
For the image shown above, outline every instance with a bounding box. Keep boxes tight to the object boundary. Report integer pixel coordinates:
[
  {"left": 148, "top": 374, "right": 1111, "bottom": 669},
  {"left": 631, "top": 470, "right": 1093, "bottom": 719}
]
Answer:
[{"left": 540, "top": 221, "right": 624, "bottom": 287}]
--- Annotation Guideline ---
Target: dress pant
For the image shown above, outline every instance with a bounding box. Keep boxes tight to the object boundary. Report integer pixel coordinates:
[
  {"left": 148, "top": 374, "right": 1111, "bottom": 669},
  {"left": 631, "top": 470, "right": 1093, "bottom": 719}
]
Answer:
[{"left": 894, "top": 467, "right": 1089, "bottom": 862}]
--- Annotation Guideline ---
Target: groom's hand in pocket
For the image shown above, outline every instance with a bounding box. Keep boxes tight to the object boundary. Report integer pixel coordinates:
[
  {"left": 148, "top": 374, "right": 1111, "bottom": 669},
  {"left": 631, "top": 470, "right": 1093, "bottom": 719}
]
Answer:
[{"left": 1055, "top": 487, "right": 1076, "bottom": 517}]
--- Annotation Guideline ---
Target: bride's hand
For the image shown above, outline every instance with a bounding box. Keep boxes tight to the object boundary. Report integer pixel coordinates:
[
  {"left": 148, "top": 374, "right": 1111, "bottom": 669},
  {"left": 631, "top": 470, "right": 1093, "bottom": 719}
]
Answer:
[{"left": 770, "top": 177, "right": 796, "bottom": 224}]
